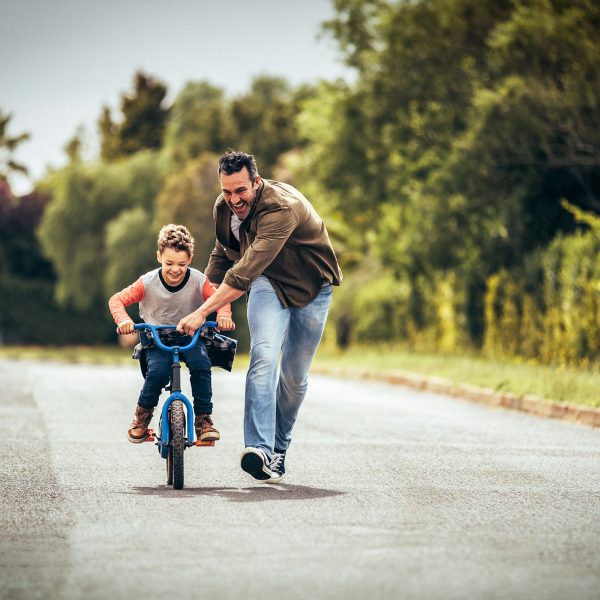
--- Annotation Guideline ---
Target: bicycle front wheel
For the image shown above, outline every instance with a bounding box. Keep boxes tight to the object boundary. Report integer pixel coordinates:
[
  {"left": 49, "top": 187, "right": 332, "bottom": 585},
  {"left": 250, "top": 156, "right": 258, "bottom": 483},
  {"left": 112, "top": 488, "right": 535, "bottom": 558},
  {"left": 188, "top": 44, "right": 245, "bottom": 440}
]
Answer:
[{"left": 169, "top": 400, "right": 186, "bottom": 489}]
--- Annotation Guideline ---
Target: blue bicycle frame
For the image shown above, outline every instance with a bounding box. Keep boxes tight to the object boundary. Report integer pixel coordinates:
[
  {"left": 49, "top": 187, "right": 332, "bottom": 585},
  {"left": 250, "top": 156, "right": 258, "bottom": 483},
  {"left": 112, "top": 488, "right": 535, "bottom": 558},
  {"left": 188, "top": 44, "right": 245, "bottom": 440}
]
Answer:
[{"left": 134, "top": 322, "right": 217, "bottom": 456}]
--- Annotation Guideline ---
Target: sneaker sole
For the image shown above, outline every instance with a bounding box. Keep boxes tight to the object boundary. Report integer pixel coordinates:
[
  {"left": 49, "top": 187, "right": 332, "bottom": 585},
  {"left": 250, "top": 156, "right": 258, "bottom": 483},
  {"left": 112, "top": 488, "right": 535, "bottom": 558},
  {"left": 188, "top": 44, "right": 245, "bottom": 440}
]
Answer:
[
  {"left": 240, "top": 450, "right": 272, "bottom": 480},
  {"left": 263, "top": 473, "right": 285, "bottom": 484},
  {"left": 200, "top": 433, "right": 220, "bottom": 442},
  {"left": 127, "top": 432, "right": 148, "bottom": 444}
]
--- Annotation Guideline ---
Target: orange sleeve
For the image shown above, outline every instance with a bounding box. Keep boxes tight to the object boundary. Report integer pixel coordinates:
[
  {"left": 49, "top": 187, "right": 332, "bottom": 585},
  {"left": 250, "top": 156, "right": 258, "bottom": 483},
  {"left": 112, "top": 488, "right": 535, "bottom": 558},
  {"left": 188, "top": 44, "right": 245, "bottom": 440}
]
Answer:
[
  {"left": 202, "top": 278, "right": 233, "bottom": 319},
  {"left": 108, "top": 278, "right": 145, "bottom": 325}
]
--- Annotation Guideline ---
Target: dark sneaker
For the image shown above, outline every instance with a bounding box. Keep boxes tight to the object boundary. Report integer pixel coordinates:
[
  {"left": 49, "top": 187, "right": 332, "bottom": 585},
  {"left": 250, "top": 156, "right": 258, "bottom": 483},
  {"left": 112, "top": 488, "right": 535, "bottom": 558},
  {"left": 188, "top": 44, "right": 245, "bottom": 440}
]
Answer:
[
  {"left": 128, "top": 405, "right": 154, "bottom": 443},
  {"left": 195, "top": 414, "right": 220, "bottom": 442},
  {"left": 240, "top": 447, "right": 273, "bottom": 481},
  {"left": 264, "top": 451, "right": 286, "bottom": 484}
]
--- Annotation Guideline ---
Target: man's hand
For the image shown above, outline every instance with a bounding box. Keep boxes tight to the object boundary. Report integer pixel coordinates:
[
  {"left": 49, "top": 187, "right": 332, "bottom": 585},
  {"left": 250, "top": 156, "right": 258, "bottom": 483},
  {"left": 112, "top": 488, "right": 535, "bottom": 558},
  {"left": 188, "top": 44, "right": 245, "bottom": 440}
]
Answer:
[
  {"left": 177, "top": 310, "right": 205, "bottom": 335},
  {"left": 216, "top": 315, "right": 236, "bottom": 331},
  {"left": 117, "top": 320, "right": 135, "bottom": 335}
]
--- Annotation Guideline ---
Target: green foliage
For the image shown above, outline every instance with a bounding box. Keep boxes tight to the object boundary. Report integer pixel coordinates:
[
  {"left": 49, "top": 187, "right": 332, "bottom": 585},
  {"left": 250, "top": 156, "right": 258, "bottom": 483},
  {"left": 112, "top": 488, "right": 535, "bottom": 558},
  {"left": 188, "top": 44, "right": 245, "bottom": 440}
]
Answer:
[
  {"left": 104, "top": 206, "right": 156, "bottom": 296},
  {"left": 154, "top": 153, "right": 221, "bottom": 269},
  {"left": 483, "top": 230, "right": 600, "bottom": 364},
  {"left": 298, "top": 0, "right": 600, "bottom": 363},
  {"left": 38, "top": 151, "right": 166, "bottom": 311},
  {"left": 162, "top": 81, "right": 235, "bottom": 167},
  {"left": 64, "top": 126, "right": 84, "bottom": 164},
  {"left": 0, "top": 274, "right": 113, "bottom": 345},
  {"left": 99, "top": 106, "right": 120, "bottom": 162},
  {"left": 10, "top": 0, "right": 600, "bottom": 365},
  {"left": 0, "top": 109, "right": 30, "bottom": 182},
  {"left": 231, "top": 76, "right": 302, "bottom": 176},
  {"left": 541, "top": 230, "right": 600, "bottom": 363},
  {"left": 0, "top": 186, "right": 54, "bottom": 280},
  {"left": 99, "top": 71, "right": 170, "bottom": 161}
]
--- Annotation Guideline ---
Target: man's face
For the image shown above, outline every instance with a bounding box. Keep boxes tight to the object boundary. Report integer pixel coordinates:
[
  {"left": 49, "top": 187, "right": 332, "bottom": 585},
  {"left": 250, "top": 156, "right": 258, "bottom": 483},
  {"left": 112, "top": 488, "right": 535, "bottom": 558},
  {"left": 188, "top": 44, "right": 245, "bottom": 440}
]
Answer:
[
  {"left": 157, "top": 247, "right": 192, "bottom": 286},
  {"left": 219, "top": 166, "right": 260, "bottom": 220}
]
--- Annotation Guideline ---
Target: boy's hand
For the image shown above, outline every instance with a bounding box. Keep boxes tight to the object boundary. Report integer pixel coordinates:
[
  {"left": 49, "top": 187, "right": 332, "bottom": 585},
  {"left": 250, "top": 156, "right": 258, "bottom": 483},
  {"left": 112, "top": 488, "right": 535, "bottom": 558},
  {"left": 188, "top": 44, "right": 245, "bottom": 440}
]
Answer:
[
  {"left": 117, "top": 320, "right": 135, "bottom": 335},
  {"left": 216, "top": 316, "right": 236, "bottom": 331}
]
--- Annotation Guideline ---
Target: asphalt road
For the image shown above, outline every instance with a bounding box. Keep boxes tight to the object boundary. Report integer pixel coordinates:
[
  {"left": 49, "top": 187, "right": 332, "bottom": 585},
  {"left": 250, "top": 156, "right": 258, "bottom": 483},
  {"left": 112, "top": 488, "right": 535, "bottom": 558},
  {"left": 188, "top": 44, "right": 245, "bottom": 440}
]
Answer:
[{"left": 1, "top": 358, "right": 599, "bottom": 600}]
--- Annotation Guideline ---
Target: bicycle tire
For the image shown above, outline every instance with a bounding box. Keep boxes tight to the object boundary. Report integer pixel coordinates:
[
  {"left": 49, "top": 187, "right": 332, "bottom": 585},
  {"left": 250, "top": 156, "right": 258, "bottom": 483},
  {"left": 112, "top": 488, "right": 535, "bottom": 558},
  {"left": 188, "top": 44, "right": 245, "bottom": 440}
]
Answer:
[
  {"left": 170, "top": 400, "right": 185, "bottom": 489},
  {"left": 166, "top": 446, "right": 174, "bottom": 485}
]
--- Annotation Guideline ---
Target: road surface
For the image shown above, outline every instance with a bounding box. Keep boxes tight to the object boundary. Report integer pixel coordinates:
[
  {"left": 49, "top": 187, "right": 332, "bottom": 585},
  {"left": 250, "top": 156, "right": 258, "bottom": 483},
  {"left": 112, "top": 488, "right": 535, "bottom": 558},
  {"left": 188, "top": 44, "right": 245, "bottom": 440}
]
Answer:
[{"left": 1, "top": 359, "right": 599, "bottom": 600}]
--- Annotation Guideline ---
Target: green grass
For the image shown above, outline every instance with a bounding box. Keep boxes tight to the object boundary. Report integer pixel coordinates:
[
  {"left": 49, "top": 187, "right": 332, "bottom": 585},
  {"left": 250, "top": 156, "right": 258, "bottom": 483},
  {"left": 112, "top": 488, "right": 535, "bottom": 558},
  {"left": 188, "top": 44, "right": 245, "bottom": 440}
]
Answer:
[
  {"left": 313, "top": 345, "right": 600, "bottom": 408},
  {"left": 0, "top": 343, "right": 598, "bottom": 408},
  {"left": 0, "top": 345, "right": 131, "bottom": 364}
]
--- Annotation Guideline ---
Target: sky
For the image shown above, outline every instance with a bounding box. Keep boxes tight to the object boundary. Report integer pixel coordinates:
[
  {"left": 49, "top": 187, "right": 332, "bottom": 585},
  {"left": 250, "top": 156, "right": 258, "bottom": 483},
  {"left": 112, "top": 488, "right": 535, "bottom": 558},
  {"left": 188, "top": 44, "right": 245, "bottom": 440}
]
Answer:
[{"left": 0, "top": 0, "right": 354, "bottom": 195}]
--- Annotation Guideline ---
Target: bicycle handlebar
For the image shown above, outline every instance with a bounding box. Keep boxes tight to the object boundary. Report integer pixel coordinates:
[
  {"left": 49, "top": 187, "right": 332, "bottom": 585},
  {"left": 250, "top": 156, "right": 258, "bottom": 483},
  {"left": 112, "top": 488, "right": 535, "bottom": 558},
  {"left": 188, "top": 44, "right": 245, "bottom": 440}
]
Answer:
[{"left": 134, "top": 321, "right": 218, "bottom": 354}]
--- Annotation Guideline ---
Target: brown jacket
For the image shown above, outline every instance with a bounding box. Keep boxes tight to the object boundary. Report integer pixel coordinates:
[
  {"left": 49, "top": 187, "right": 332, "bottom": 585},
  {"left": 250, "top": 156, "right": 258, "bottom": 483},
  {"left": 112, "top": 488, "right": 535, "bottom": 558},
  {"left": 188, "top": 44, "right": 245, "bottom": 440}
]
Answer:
[{"left": 204, "top": 179, "right": 342, "bottom": 308}]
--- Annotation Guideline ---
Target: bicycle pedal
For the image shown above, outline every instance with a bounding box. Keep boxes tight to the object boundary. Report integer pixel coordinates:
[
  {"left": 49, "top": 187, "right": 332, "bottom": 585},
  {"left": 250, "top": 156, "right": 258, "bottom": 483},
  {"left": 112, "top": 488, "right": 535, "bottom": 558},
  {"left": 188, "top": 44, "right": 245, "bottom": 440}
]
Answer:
[
  {"left": 144, "top": 428, "right": 156, "bottom": 442},
  {"left": 195, "top": 440, "right": 216, "bottom": 447}
]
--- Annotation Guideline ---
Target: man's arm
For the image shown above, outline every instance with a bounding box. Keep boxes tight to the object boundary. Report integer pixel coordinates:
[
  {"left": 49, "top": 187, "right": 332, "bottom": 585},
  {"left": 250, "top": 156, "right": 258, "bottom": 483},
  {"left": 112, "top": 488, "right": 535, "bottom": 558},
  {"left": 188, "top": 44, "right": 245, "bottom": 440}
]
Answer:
[
  {"left": 177, "top": 282, "right": 244, "bottom": 335},
  {"left": 205, "top": 240, "right": 235, "bottom": 285},
  {"left": 221, "top": 208, "right": 298, "bottom": 292}
]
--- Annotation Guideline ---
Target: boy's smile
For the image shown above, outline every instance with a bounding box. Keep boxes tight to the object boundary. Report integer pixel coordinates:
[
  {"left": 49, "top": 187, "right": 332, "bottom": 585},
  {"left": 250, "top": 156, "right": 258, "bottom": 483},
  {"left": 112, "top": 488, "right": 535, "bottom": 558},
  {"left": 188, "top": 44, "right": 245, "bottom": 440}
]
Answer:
[{"left": 157, "top": 247, "right": 193, "bottom": 286}]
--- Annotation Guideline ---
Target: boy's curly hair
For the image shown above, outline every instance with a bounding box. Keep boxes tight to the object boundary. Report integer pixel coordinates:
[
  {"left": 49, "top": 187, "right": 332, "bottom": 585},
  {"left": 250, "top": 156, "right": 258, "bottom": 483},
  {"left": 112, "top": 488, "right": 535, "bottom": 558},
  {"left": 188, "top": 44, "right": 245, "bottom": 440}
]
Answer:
[{"left": 157, "top": 224, "right": 194, "bottom": 255}]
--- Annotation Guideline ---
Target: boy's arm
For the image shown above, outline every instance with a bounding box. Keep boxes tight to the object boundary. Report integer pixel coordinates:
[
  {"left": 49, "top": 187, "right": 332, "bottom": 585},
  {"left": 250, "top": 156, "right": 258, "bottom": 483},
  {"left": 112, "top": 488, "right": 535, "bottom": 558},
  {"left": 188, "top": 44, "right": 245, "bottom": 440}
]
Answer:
[
  {"left": 202, "top": 278, "right": 235, "bottom": 331},
  {"left": 108, "top": 278, "right": 145, "bottom": 334}
]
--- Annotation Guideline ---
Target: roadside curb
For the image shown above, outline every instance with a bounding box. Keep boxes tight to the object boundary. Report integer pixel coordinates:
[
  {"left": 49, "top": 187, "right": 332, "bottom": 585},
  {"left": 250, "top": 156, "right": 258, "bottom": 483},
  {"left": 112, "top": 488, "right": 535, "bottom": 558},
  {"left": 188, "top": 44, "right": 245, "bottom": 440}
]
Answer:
[{"left": 311, "top": 366, "right": 600, "bottom": 428}]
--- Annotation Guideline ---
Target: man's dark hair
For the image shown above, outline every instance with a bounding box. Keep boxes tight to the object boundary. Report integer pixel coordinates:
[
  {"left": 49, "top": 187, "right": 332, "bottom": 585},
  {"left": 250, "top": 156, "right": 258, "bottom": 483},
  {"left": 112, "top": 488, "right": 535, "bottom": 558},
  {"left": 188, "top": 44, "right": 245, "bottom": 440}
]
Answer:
[{"left": 218, "top": 149, "right": 259, "bottom": 180}]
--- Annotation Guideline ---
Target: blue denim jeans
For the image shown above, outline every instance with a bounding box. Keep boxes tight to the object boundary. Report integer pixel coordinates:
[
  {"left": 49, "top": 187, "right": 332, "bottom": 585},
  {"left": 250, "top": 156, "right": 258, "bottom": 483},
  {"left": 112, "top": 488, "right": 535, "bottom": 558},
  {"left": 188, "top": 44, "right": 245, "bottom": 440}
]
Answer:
[
  {"left": 245, "top": 275, "right": 333, "bottom": 456},
  {"left": 138, "top": 342, "right": 213, "bottom": 415}
]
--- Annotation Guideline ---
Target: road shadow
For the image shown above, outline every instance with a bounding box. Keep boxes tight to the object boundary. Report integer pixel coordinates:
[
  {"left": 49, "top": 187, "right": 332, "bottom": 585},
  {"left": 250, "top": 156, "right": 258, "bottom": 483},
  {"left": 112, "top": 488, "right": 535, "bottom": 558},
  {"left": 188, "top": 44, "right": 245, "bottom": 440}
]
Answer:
[{"left": 125, "top": 483, "right": 345, "bottom": 502}]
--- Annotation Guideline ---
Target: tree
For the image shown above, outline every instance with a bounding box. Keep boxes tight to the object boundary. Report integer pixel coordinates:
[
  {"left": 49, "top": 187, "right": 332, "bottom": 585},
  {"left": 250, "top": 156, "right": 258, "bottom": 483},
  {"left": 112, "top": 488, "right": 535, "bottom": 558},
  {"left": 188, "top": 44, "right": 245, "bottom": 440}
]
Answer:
[
  {"left": 0, "top": 110, "right": 30, "bottom": 187},
  {"left": 306, "top": 0, "right": 600, "bottom": 351},
  {"left": 104, "top": 206, "right": 156, "bottom": 297},
  {"left": 38, "top": 151, "right": 166, "bottom": 310},
  {"left": 153, "top": 153, "right": 221, "bottom": 269},
  {"left": 119, "top": 72, "right": 170, "bottom": 155},
  {"left": 162, "top": 81, "right": 235, "bottom": 167},
  {"left": 98, "top": 71, "right": 170, "bottom": 161},
  {"left": 0, "top": 184, "right": 53, "bottom": 279},
  {"left": 64, "top": 125, "right": 86, "bottom": 164},
  {"left": 99, "top": 106, "right": 120, "bottom": 162},
  {"left": 231, "top": 76, "right": 300, "bottom": 176}
]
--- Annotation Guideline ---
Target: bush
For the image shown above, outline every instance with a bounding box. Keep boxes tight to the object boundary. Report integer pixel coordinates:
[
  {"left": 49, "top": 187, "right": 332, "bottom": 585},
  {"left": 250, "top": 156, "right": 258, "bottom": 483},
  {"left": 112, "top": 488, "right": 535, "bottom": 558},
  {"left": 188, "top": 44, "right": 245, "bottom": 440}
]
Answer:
[{"left": 0, "top": 275, "right": 113, "bottom": 345}]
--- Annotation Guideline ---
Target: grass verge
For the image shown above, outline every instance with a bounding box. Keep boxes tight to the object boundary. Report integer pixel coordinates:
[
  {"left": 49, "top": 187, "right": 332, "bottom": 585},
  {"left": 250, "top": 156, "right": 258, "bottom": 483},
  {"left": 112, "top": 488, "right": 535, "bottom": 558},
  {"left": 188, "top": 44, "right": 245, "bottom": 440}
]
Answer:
[
  {"left": 313, "top": 346, "right": 600, "bottom": 408},
  {"left": 0, "top": 344, "right": 597, "bottom": 408}
]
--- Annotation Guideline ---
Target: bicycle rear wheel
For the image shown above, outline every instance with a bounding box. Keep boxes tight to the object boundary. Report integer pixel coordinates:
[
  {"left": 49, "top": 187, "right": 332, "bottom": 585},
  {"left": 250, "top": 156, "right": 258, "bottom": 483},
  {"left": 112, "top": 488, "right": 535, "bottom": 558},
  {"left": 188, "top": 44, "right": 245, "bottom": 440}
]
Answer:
[{"left": 169, "top": 400, "right": 186, "bottom": 489}]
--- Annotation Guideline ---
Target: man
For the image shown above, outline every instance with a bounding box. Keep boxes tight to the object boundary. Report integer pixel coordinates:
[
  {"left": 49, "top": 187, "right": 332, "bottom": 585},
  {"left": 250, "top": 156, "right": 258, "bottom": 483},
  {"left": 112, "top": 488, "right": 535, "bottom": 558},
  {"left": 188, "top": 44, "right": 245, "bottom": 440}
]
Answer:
[{"left": 177, "top": 150, "right": 342, "bottom": 482}]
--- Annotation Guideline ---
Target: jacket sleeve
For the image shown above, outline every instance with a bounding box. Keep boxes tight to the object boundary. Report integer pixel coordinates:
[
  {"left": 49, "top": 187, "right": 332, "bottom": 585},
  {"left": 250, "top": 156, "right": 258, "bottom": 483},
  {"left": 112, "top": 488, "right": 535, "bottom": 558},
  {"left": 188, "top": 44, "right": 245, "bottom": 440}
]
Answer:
[
  {"left": 108, "top": 278, "right": 145, "bottom": 325},
  {"left": 223, "top": 207, "right": 298, "bottom": 291},
  {"left": 201, "top": 278, "right": 233, "bottom": 319},
  {"left": 205, "top": 240, "right": 235, "bottom": 285}
]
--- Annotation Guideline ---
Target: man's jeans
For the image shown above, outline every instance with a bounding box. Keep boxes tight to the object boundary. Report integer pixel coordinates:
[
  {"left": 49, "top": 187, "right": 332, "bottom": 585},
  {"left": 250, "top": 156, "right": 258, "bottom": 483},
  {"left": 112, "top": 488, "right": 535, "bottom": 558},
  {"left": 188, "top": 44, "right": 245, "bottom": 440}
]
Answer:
[
  {"left": 245, "top": 275, "right": 333, "bottom": 456},
  {"left": 138, "top": 342, "right": 213, "bottom": 415}
]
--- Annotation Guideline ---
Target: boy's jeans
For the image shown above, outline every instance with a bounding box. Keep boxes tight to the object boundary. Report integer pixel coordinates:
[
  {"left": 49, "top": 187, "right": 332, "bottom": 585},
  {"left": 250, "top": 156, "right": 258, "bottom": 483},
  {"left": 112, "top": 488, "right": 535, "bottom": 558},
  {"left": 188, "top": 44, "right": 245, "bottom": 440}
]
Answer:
[
  {"left": 138, "top": 342, "right": 213, "bottom": 415},
  {"left": 245, "top": 275, "right": 333, "bottom": 456}
]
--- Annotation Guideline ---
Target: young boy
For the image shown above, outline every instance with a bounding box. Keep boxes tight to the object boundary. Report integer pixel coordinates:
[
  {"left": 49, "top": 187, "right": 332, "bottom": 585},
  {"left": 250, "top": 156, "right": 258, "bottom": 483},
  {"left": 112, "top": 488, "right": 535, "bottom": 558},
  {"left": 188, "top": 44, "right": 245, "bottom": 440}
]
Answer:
[{"left": 108, "top": 224, "right": 235, "bottom": 444}]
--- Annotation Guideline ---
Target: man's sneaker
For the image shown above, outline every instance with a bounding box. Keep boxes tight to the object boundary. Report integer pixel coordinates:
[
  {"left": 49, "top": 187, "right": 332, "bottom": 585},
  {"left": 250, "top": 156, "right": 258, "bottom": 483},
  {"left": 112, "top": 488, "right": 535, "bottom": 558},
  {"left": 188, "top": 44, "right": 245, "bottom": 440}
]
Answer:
[
  {"left": 264, "top": 451, "right": 286, "bottom": 484},
  {"left": 195, "top": 414, "right": 220, "bottom": 442},
  {"left": 240, "top": 447, "right": 273, "bottom": 481},
  {"left": 128, "top": 405, "right": 154, "bottom": 443}
]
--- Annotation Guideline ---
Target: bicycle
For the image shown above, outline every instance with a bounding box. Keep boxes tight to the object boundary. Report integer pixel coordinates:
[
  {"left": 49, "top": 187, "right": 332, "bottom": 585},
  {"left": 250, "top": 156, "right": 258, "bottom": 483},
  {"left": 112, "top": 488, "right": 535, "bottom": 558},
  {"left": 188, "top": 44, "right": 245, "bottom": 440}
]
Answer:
[{"left": 133, "top": 321, "right": 218, "bottom": 490}]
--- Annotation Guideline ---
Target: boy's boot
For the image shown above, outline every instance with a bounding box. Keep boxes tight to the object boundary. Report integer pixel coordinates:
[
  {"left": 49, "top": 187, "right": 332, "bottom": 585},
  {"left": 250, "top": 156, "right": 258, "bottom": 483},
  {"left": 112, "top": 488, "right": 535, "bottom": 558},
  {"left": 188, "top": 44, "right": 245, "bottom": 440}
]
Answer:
[
  {"left": 195, "top": 414, "right": 220, "bottom": 442},
  {"left": 128, "top": 405, "right": 154, "bottom": 443}
]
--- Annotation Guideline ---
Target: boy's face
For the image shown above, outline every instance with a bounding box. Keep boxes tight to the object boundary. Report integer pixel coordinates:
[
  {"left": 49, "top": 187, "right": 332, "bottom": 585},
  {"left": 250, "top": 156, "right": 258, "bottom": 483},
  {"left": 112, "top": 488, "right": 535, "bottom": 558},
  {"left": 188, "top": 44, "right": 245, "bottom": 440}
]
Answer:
[{"left": 157, "top": 247, "right": 192, "bottom": 286}]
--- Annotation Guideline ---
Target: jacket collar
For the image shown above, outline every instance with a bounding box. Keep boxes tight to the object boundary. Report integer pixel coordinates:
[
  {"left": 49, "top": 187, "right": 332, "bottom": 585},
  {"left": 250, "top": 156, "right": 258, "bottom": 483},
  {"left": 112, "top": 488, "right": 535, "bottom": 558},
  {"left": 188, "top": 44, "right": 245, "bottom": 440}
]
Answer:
[{"left": 243, "top": 177, "right": 264, "bottom": 223}]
